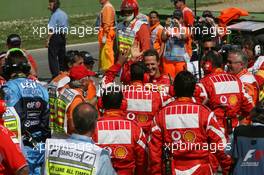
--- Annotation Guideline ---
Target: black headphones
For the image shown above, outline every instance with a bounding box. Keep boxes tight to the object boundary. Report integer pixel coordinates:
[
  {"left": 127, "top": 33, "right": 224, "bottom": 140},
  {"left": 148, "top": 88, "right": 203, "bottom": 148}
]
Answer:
[{"left": 3, "top": 48, "right": 31, "bottom": 79}]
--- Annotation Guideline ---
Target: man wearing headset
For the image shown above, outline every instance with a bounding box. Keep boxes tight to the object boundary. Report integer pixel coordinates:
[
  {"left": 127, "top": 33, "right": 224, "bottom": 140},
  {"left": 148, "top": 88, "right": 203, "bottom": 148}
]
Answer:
[
  {"left": 2, "top": 48, "right": 50, "bottom": 175},
  {"left": 47, "top": 0, "right": 68, "bottom": 78}
]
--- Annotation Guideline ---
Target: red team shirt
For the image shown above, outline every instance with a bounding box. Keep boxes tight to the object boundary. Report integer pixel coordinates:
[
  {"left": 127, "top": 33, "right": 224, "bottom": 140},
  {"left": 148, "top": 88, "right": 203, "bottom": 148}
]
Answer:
[{"left": 0, "top": 124, "right": 27, "bottom": 175}]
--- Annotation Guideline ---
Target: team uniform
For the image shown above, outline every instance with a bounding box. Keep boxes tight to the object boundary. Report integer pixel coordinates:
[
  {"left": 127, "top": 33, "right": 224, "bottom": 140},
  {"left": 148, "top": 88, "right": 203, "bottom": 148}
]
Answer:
[
  {"left": 237, "top": 68, "right": 259, "bottom": 105},
  {"left": 0, "top": 124, "right": 27, "bottom": 175},
  {"left": 123, "top": 81, "right": 162, "bottom": 136},
  {"left": 3, "top": 77, "right": 50, "bottom": 175},
  {"left": 148, "top": 97, "right": 231, "bottom": 175},
  {"left": 249, "top": 56, "right": 264, "bottom": 100},
  {"left": 194, "top": 70, "right": 254, "bottom": 136},
  {"left": 93, "top": 110, "right": 147, "bottom": 175}
]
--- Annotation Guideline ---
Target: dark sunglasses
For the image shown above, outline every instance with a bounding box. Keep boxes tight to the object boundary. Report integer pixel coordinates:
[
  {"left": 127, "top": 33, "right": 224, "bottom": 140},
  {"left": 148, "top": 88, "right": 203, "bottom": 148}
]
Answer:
[{"left": 204, "top": 47, "right": 216, "bottom": 51}]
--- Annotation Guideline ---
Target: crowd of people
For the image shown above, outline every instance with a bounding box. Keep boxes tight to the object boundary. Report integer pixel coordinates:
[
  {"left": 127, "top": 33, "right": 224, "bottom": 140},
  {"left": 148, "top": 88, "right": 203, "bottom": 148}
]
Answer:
[{"left": 1, "top": 0, "right": 264, "bottom": 175}]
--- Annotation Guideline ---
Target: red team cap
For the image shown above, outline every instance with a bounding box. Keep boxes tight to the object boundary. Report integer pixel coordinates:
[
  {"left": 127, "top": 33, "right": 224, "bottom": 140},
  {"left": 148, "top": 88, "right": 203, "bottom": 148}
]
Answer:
[{"left": 69, "top": 65, "right": 96, "bottom": 80}]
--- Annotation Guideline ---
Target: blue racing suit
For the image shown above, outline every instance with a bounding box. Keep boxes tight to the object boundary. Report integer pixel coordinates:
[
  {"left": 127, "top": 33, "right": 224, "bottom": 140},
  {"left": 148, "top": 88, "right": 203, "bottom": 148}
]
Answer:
[{"left": 3, "top": 77, "right": 50, "bottom": 175}]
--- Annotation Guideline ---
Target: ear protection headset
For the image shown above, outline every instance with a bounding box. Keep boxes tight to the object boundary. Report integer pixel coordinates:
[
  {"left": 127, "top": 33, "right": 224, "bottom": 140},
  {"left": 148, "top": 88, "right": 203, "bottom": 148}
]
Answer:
[{"left": 3, "top": 48, "right": 31, "bottom": 78}]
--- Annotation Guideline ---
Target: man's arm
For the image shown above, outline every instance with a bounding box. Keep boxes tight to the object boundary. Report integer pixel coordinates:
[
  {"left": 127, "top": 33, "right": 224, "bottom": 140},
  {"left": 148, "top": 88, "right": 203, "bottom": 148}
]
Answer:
[
  {"left": 0, "top": 126, "right": 28, "bottom": 175},
  {"left": 148, "top": 112, "right": 164, "bottom": 175},
  {"left": 134, "top": 127, "right": 147, "bottom": 175},
  {"left": 206, "top": 112, "right": 232, "bottom": 175},
  {"left": 97, "top": 149, "right": 117, "bottom": 175}
]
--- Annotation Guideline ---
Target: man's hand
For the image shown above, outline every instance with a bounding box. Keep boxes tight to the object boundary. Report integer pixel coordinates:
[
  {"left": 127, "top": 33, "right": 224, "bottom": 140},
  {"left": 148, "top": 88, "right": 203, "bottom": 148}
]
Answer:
[
  {"left": 117, "top": 49, "right": 129, "bottom": 66},
  {"left": 131, "top": 41, "right": 143, "bottom": 61}
]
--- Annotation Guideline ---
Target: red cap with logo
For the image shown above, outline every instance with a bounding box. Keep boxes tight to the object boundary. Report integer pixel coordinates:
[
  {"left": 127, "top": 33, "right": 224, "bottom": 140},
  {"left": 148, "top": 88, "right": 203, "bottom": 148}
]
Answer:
[{"left": 69, "top": 65, "right": 96, "bottom": 80}]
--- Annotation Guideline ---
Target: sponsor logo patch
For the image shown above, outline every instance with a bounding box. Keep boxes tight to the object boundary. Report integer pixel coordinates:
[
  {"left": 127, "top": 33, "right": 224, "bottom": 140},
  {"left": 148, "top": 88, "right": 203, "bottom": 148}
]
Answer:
[
  {"left": 183, "top": 130, "right": 196, "bottom": 143},
  {"left": 114, "top": 146, "right": 128, "bottom": 159}
]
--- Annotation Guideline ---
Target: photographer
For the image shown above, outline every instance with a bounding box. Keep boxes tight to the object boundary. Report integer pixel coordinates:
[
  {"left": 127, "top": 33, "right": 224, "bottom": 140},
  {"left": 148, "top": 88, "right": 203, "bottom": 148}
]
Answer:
[
  {"left": 194, "top": 10, "right": 222, "bottom": 46},
  {"left": 162, "top": 9, "right": 192, "bottom": 79}
]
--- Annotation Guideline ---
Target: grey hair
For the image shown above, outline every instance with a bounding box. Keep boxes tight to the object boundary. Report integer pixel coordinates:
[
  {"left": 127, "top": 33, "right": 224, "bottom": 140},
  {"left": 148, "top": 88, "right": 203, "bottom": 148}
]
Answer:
[{"left": 229, "top": 49, "right": 248, "bottom": 67}]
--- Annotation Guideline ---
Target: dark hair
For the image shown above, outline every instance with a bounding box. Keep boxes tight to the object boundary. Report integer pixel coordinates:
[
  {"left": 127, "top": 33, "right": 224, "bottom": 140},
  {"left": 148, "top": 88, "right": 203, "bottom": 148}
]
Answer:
[
  {"left": 174, "top": 71, "right": 196, "bottom": 97},
  {"left": 65, "top": 50, "right": 81, "bottom": 69},
  {"left": 6, "top": 34, "right": 21, "bottom": 48},
  {"left": 131, "top": 61, "right": 147, "bottom": 81},
  {"left": 49, "top": 0, "right": 60, "bottom": 8},
  {"left": 173, "top": 0, "right": 186, "bottom": 4},
  {"left": 173, "top": 9, "right": 183, "bottom": 20},
  {"left": 251, "top": 101, "right": 264, "bottom": 124},
  {"left": 143, "top": 49, "right": 160, "bottom": 62},
  {"left": 102, "top": 86, "right": 123, "bottom": 110},
  {"left": 149, "top": 11, "right": 159, "bottom": 18},
  {"left": 79, "top": 51, "right": 95, "bottom": 65},
  {"left": 202, "top": 50, "right": 223, "bottom": 68},
  {"left": 202, "top": 10, "right": 214, "bottom": 18},
  {"left": 241, "top": 35, "right": 257, "bottom": 51},
  {"left": 73, "top": 102, "right": 98, "bottom": 134}
]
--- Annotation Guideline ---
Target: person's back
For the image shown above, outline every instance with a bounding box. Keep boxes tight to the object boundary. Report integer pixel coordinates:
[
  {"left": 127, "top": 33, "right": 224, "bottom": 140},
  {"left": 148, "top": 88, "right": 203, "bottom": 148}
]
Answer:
[
  {"left": 194, "top": 51, "right": 254, "bottom": 136},
  {"left": 123, "top": 83, "right": 162, "bottom": 136},
  {"left": 0, "top": 124, "right": 28, "bottom": 175},
  {"left": 149, "top": 97, "right": 231, "bottom": 174},
  {"left": 4, "top": 77, "right": 50, "bottom": 140},
  {"left": 231, "top": 125, "right": 264, "bottom": 174},
  {"left": 228, "top": 102, "right": 264, "bottom": 175},
  {"left": 149, "top": 71, "right": 231, "bottom": 174},
  {"left": 197, "top": 72, "right": 253, "bottom": 132},
  {"left": 51, "top": 65, "right": 95, "bottom": 136},
  {"left": 121, "top": 61, "right": 162, "bottom": 136},
  {"left": 93, "top": 87, "right": 147, "bottom": 175},
  {"left": 45, "top": 102, "right": 116, "bottom": 175}
]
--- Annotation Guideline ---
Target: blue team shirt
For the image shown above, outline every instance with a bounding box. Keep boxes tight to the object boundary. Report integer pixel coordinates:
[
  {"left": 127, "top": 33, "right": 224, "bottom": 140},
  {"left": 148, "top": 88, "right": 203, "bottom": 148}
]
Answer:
[
  {"left": 70, "top": 134, "right": 117, "bottom": 175},
  {"left": 48, "top": 8, "right": 68, "bottom": 34}
]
